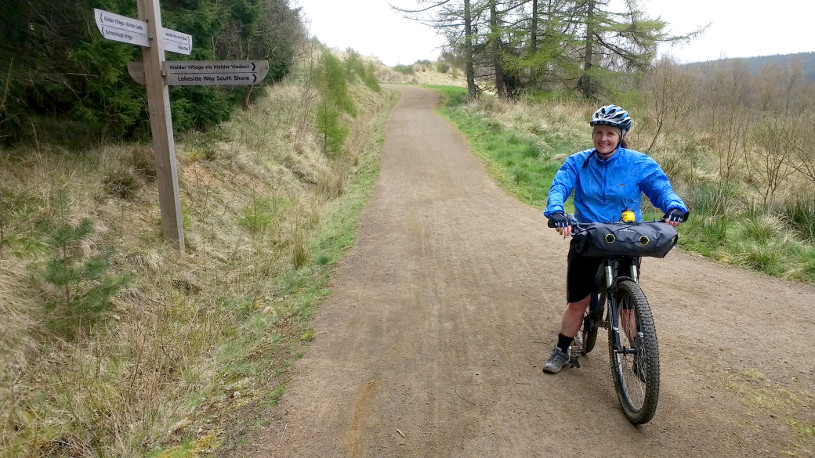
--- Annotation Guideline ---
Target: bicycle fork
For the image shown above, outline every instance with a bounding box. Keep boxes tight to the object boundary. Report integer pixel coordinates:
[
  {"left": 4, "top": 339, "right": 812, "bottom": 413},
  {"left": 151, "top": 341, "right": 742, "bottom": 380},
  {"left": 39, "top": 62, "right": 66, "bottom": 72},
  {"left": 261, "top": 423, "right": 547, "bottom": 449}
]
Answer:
[{"left": 610, "top": 262, "right": 641, "bottom": 357}]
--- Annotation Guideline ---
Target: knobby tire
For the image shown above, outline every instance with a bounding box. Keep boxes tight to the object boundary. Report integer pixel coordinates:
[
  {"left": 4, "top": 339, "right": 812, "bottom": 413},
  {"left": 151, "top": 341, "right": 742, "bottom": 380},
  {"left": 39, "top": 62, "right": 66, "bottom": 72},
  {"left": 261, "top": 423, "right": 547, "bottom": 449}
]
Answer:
[
  {"left": 581, "top": 294, "right": 603, "bottom": 355},
  {"left": 608, "top": 279, "right": 659, "bottom": 424}
]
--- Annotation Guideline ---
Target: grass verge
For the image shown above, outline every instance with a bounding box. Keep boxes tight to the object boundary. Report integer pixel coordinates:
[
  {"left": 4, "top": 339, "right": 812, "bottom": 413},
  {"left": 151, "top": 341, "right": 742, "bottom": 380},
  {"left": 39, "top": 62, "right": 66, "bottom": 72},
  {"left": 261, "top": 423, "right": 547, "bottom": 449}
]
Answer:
[{"left": 426, "top": 85, "right": 582, "bottom": 212}]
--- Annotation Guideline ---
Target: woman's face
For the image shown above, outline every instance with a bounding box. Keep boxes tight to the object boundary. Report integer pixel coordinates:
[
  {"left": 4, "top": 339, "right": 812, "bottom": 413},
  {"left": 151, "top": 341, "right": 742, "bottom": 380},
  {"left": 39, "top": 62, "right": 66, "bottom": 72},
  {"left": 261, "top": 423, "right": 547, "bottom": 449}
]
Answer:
[{"left": 593, "top": 125, "right": 621, "bottom": 156}]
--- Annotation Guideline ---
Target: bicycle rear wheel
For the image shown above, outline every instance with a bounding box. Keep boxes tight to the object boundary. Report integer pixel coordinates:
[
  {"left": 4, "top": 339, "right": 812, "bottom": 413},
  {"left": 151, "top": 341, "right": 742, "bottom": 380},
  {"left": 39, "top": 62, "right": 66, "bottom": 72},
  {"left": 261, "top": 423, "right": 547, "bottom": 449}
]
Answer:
[{"left": 608, "top": 279, "right": 659, "bottom": 424}]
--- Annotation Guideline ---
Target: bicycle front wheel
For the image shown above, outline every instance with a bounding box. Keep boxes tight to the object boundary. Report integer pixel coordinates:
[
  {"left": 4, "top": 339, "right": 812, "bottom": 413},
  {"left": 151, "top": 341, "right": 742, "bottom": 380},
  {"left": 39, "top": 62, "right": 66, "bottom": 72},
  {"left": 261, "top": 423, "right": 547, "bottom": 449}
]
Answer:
[
  {"left": 581, "top": 293, "right": 604, "bottom": 355},
  {"left": 608, "top": 279, "right": 659, "bottom": 424}
]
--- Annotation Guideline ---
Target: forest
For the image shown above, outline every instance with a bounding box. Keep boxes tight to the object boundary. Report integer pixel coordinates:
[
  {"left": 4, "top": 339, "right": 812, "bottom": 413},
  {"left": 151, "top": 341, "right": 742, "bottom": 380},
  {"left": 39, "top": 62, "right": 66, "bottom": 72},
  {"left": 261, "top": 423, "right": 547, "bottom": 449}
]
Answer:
[
  {"left": 688, "top": 51, "right": 815, "bottom": 82},
  {"left": 0, "top": 0, "right": 304, "bottom": 145},
  {"left": 395, "top": 0, "right": 695, "bottom": 99}
]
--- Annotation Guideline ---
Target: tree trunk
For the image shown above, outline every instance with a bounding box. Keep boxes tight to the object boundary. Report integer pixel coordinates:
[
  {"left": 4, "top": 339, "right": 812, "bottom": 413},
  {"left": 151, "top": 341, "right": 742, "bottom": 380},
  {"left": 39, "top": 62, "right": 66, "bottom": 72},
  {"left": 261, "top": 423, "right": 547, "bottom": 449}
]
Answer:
[
  {"left": 530, "top": 0, "right": 538, "bottom": 54},
  {"left": 490, "top": 0, "right": 508, "bottom": 98},
  {"left": 579, "top": 0, "right": 596, "bottom": 98},
  {"left": 464, "top": 0, "right": 477, "bottom": 99}
]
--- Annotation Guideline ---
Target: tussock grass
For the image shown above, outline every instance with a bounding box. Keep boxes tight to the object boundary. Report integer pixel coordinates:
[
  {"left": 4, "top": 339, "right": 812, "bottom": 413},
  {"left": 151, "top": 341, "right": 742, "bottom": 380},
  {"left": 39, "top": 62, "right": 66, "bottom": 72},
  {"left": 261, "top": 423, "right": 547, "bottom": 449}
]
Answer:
[
  {"left": 0, "top": 53, "right": 397, "bottom": 454},
  {"left": 775, "top": 192, "right": 815, "bottom": 244}
]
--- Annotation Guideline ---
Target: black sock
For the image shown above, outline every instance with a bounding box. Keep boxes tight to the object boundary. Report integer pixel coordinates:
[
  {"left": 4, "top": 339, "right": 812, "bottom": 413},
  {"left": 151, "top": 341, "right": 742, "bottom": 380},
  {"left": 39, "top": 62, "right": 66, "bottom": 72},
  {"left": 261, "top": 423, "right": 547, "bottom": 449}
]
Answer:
[{"left": 557, "top": 333, "right": 573, "bottom": 353}]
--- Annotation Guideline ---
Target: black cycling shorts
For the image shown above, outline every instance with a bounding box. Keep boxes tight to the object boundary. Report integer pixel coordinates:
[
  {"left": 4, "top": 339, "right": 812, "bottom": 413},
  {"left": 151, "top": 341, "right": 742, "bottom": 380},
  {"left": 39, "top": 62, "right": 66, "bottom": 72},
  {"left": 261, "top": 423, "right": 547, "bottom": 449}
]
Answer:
[{"left": 566, "top": 241, "right": 640, "bottom": 304}]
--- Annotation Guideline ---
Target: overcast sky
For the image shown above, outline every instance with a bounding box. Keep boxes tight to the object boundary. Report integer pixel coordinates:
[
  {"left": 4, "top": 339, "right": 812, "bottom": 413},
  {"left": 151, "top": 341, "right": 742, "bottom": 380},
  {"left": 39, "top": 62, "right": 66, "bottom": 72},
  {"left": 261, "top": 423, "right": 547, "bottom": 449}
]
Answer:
[{"left": 295, "top": 0, "right": 815, "bottom": 66}]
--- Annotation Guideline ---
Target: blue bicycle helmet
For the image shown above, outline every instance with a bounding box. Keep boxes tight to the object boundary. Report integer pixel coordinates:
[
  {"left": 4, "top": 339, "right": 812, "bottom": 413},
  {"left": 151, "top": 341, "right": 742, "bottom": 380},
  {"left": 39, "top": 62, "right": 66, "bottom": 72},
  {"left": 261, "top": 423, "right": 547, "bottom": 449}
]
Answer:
[{"left": 590, "top": 105, "right": 632, "bottom": 134}]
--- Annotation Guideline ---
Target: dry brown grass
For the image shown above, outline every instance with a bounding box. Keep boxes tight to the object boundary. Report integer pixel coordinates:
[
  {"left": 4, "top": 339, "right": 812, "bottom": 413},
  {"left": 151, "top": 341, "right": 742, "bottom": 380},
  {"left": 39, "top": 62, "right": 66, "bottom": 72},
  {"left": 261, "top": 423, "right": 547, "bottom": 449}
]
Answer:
[
  {"left": 0, "top": 51, "right": 397, "bottom": 454},
  {"left": 377, "top": 65, "right": 466, "bottom": 87}
]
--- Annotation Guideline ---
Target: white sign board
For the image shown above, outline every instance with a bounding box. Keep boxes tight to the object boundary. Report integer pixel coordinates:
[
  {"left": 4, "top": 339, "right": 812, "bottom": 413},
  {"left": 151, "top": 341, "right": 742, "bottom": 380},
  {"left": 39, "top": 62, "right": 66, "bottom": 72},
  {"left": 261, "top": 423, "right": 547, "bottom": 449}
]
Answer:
[
  {"left": 161, "top": 29, "right": 193, "bottom": 55},
  {"left": 95, "top": 8, "right": 192, "bottom": 55},
  {"left": 94, "top": 8, "right": 149, "bottom": 47},
  {"left": 128, "top": 60, "right": 269, "bottom": 86}
]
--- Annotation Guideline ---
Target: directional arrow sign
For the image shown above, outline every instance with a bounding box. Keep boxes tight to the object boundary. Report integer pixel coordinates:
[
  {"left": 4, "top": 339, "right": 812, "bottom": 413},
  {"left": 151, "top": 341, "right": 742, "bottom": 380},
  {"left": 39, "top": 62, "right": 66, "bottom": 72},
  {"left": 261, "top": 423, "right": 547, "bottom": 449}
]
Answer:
[
  {"left": 128, "top": 60, "right": 269, "bottom": 86},
  {"left": 94, "top": 8, "right": 149, "bottom": 47},
  {"left": 95, "top": 8, "right": 192, "bottom": 54},
  {"left": 161, "top": 28, "right": 192, "bottom": 55},
  {"left": 164, "top": 60, "right": 269, "bottom": 85}
]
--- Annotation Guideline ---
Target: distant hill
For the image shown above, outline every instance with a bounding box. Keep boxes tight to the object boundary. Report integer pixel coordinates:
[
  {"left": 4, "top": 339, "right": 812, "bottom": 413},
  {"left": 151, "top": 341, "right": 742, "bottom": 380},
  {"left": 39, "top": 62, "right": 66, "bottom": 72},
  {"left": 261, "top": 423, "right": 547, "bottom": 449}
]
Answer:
[{"left": 684, "top": 51, "right": 815, "bottom": 81}]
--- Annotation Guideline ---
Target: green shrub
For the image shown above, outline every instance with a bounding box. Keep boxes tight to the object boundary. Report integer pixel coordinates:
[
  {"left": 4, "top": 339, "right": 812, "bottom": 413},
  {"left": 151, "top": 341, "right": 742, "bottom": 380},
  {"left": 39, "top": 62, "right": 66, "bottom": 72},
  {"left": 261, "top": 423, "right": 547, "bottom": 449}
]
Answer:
[
  {"left": 393, "top": 64, "right": 414, "bottom": 75},
  {"left": 41, "top": 216, "right": 127, "bottom": 337},
  {"left": 344, "top": 49, "right": 366, "bottom": 81},
  {"left": 733, "top": 240, "right": 783, "bottom": 274},
  {"left": 363, "top": 63, "right": 381, "bottom": 92},
  {"left": 241, "top": 195, "right": 288, "bottom": 235},
  {"left": 315, "top": 101, "right": 348, "bottom": 156},
  {"left": 318, "top": 51, "right": 356, "bottom": 117},
  {"left": 737, "top": 214, "right": 784, "bottom": 242},
  {"left": 241, "top": 196, "right": 276, "bottom": 235}
]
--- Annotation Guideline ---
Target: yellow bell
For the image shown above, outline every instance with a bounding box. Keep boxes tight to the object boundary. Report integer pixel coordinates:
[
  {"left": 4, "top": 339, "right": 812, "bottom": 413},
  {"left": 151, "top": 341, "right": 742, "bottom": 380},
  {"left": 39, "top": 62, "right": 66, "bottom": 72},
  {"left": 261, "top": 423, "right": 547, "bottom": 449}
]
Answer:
[{"left": 621, "top": 209, "right": 635, "bottom": 222}]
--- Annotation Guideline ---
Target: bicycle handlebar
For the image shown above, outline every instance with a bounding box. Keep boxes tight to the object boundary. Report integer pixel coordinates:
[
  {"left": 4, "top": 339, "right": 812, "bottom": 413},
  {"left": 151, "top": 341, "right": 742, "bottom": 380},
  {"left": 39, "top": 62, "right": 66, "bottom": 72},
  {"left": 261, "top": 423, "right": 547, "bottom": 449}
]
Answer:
[
  {"left": 547, "top": 208, "right": 688, "bottom": 229},
  {"left": 546, "top": 217, "right": 669, "bottom": 231}
]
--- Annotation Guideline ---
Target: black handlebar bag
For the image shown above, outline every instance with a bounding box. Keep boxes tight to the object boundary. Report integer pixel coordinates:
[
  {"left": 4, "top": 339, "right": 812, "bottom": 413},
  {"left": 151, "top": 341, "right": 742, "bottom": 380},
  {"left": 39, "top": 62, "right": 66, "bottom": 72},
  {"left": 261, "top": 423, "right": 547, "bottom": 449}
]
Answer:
[{"left": 573, "top": 222, "right": 678, "bottom": 258}]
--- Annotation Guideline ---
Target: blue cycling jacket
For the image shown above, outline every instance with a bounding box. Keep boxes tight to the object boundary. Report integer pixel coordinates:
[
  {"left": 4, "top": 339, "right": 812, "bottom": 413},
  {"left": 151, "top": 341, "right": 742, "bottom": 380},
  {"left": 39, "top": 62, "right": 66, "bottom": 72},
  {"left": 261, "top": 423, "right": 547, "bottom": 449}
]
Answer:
[{"left": 544, "top": 147, "right": 687, "bottom": 223}]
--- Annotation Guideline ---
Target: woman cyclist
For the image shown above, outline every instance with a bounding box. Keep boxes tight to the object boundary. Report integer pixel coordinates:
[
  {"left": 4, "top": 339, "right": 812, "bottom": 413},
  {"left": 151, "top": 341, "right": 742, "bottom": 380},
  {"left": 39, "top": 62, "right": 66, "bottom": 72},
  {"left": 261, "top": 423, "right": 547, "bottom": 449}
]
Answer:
[{"left": 542, "top": 105, "right": 688, "bottom": 374}]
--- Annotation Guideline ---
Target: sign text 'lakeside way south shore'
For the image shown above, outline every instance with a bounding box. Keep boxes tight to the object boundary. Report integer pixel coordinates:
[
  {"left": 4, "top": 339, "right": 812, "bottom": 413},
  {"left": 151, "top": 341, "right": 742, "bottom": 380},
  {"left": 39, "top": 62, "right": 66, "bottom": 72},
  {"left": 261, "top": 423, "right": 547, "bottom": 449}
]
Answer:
[
  {"left": 165, "top": 61, "right": 268, "bottom": 85},
  {"left": 127, "top": 60, "right": 270, "bottom": 86}
]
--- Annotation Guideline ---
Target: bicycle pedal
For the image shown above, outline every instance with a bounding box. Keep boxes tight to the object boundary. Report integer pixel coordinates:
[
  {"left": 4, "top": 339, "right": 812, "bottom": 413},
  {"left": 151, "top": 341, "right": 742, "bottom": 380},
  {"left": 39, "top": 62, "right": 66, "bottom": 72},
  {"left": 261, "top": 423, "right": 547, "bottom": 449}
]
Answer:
[{"left": 569, "top": 356, "right": 581, "bottom": 368}]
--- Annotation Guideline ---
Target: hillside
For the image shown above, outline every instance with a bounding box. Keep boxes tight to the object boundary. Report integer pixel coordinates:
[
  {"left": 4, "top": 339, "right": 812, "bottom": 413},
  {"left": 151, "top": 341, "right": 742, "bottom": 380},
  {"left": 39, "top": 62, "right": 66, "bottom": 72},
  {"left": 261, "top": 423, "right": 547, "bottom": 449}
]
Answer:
[
  {"left": 685, "top": 51, "right": 815, "bottom": 81},
  {"left": 0, "top": 48, "right": 399, "bottom": 455}
]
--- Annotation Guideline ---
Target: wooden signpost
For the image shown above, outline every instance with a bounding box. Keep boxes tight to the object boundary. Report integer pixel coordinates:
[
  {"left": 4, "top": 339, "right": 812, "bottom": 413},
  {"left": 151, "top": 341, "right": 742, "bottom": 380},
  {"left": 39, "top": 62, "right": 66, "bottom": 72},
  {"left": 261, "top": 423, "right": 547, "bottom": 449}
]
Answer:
[{"left": 94, "top": 1, "right": 268, "bottom": 252}]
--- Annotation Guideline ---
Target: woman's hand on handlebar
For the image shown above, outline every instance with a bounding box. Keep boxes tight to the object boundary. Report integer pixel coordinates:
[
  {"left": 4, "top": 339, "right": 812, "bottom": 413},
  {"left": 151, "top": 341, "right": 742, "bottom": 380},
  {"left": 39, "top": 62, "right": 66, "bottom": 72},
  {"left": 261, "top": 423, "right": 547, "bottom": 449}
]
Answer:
[
  {"left": 556, "top": 225, "right": 573, "bottom": 237},
  {"left": 663, "top": 208, "right": 689, "bottom": 228},
  {"left": 547, "top": 212, "right": 573, "bottom": 238}
]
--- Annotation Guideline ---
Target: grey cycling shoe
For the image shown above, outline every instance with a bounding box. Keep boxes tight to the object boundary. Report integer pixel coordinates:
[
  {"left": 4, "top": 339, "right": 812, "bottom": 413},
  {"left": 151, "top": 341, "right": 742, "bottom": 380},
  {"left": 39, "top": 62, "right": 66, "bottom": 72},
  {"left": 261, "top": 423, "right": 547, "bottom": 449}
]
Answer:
[{"left": 543, "top": 346, "right": 570, "bottom": 374}]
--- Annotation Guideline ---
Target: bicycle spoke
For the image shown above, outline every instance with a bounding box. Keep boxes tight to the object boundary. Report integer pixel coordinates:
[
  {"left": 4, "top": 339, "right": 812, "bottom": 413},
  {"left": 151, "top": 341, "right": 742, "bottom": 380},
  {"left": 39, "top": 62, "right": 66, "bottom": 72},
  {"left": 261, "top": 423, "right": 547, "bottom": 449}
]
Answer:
[{"left": 617, "top": 341, "right": 646, "bottom": 405}]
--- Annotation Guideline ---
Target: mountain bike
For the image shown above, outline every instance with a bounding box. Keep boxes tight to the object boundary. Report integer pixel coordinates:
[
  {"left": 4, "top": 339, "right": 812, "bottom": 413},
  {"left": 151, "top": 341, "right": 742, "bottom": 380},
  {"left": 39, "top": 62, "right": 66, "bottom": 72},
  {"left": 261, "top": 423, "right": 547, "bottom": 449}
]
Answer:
[{"left": 550, "top": 219, "right": 678, "bottom": 424}]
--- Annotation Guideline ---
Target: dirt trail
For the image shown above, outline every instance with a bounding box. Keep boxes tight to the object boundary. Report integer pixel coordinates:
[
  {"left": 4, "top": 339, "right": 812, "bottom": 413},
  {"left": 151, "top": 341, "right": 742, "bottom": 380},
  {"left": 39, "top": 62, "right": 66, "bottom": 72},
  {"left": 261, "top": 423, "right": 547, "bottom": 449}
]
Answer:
[{"left": 238, "top": 86, "right": 815, "bottom": 457}]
